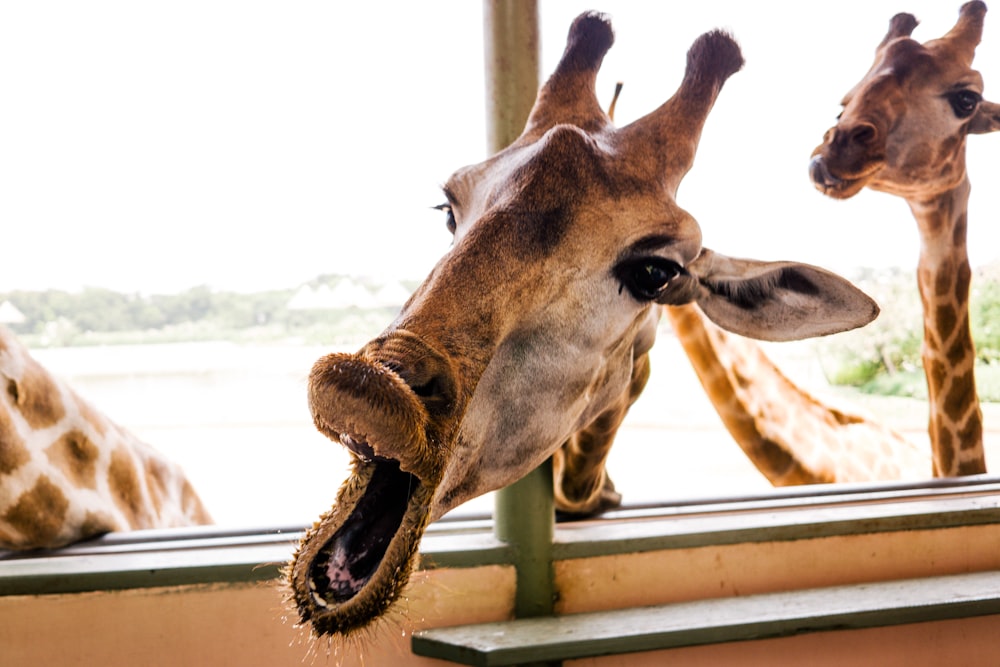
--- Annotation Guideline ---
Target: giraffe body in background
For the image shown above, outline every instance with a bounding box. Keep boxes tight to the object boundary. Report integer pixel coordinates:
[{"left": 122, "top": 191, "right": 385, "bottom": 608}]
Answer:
[
  {"left": 811, "top": 0, "right": 1000, "bottom": 476},
  {"left": 0, "top": 326, "right": 211, "bottom": 550},
  {"left": 664, "top": 305, "right": 930, "bottom": 484}
]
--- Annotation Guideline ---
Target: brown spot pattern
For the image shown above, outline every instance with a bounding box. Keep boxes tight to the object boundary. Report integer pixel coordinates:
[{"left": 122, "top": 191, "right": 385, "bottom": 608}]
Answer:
[
  {"left": 45, "top": 430, "right": 100, "bottom": 489},
  {"left": 958, "top": 459, "right": 985, "bottom": 475},
  {"left": 927, "top": 358, "right": 947, "bottom": 389},
  {"left": 7, "top": 360, "right": 65, "bottom": 429},
  {"left": 0, "top": 410, "right": 29, "bottom": 474},
  {"left": 954, "top": 260, "right": 971, "bottom": 300},
  {"left": 905, "top": 142, "right": 933, "bottom": 167},
  {"left": 946, "top": 323, "right": 972, "bottom": 366},
  {"left": 959, "top": 416, "right": 983, "bottom": 452},
  {"left": 934, "top": 304, "right": 957, "bottom": 342},
  {"left": 938, "top": 135, "right": 960, "bottom": 160},
  {"left": 944, "top": 370, "right": 976, "bottom": 421},
  {"left": 934, "top": 266, "right": 953, "bottom": 298},
  {"left": 934, "top": 428, "right": 955, "bottom": 475},
  {"left": 108, "top": 450, "right": 144, "bottom": 529},
  {"left": 953, "top": 211, "right": 969, "bottom": 246},
  {"left": 3, "top": 476, "right": 69, "bottom": 546}
]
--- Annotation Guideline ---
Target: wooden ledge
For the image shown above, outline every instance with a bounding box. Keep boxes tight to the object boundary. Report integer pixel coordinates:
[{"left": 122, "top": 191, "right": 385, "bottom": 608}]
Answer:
[{"left": 411, "top": 570, "right": 1000, "bottom": 666}]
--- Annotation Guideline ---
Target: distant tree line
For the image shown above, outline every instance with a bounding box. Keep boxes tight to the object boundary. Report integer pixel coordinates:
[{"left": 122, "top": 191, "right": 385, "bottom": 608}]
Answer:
[
  {"left": 3, "top": 286, "right": 287, "bottom": 334},
  {"left": 0, "top": 276, "right": 416, "bottom": 347}
]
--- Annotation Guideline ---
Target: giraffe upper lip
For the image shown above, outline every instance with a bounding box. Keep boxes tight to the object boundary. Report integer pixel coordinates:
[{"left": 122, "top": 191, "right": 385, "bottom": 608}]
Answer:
[{"left": 809, "top": 156, "right": 869, "bottom": 198}]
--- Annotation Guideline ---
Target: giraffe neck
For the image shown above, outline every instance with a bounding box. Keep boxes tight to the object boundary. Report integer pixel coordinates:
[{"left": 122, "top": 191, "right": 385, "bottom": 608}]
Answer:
[
  {"left": 908, "top": 177, "right": 986, "bottom": 476},
  {"left": 0, "top": 327, "right": 211, "bottom": 549},
  {"left": 664, "top": 304, "right": 929, "bottom": 483}
]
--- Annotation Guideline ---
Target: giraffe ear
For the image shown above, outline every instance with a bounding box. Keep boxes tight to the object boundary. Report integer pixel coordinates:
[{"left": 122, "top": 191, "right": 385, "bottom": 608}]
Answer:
[
  {"left": 680, "top": 249, "right": 880, "bottom": 342},
  {"left": 970, "top": 99, "right": 1000, "bottom": 134}
]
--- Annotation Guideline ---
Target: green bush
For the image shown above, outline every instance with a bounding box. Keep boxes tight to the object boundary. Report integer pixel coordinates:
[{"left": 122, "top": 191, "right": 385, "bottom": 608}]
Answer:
[{"left": 820, "top": 265, "right": 1000, "bottom": 401}]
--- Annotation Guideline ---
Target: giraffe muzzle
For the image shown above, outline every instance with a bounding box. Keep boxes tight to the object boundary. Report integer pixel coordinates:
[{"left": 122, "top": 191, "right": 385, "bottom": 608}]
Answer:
[
  {"left": 291, "top": 349, "right": 450, "bottom": 637},
  {"left": 306, "top": 352, "right": 437, "bottom": 477}
]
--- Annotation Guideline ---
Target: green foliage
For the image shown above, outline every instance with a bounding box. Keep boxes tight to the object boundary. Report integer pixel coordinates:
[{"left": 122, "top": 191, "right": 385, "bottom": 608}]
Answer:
[
  {"left": 819, "top": 265, "right": 1000, "bottom": 402},
  {"left": 0, "top": 276, "right": 407, "bottom": 348},
  {"left": 818, "top": 267, "right": 924, "bottom": 386},
  {"left": 971, "top": 278, "right": 1000, "bottom": 365}
]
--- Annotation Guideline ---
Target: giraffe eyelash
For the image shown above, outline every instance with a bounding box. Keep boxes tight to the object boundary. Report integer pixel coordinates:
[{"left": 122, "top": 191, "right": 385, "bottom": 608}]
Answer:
[{"left": 433, "top": 203, "right": 457, "bottom": 234}]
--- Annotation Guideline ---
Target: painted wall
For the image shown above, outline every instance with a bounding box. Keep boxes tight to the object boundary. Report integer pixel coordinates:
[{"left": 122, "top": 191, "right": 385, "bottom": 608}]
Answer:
[{"left": 3, "top": 523, "right": 1000, "bottom": 666}]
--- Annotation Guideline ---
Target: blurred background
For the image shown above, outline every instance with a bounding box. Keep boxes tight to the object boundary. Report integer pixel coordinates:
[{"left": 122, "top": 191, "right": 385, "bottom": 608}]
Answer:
[{"left": 1, "top": 2, "right": 998, "bottom": 526}]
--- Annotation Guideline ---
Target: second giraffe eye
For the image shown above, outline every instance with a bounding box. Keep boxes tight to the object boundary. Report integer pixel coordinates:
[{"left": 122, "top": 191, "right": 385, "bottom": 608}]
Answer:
[
  {"left": 433, "top": 203, "right": 456, "bottom": 234},
  {"left": 615, "top": 258, "right": 682, "bottom": 301},
  {"left": 948, "top": 90, "right": 981, "bottom": 118}
]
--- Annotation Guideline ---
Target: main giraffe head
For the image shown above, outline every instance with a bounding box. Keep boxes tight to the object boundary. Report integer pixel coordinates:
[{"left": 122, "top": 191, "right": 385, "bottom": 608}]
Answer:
[
  {"left": 289, "top": 12, "right": 880, "bottom": 637},
  {"left": 810, "top": 1, "right": 1000, "bottom": 199}
]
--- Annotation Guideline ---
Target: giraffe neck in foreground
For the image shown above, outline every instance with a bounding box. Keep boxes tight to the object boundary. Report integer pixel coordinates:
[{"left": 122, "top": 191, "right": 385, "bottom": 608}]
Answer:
[{"left": 909, "top": 177, "right": 986, "bottom": 476}]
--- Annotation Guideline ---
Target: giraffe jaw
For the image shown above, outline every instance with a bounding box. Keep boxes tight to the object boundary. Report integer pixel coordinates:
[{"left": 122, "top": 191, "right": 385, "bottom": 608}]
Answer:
[{"left": 289, "top": 456, "right": 437, "bottom": 637}]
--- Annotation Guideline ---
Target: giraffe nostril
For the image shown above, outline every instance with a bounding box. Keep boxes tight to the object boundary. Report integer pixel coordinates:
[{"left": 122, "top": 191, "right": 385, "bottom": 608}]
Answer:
[
  {"left": 848, "top": 123, "right": 878, "bottom": 147},
  {"left": 410, "top": 376, "right": 441, "bottom": 399}
]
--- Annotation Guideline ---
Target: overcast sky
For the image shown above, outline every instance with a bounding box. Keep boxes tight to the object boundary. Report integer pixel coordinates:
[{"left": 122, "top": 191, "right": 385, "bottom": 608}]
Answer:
[{"left": 2, "top": 1, "right": 998, "bottom": 294}]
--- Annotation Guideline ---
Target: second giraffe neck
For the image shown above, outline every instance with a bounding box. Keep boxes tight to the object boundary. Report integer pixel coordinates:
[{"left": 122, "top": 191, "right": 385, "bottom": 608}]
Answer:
[{"left": 908, "top": 176, "right": 986, "bottom": 476}]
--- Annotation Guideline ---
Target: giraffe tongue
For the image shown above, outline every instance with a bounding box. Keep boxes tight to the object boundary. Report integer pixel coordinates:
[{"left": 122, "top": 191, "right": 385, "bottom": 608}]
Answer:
[{"left": 339, "top": 433, "right": 379, "bottom": 462}]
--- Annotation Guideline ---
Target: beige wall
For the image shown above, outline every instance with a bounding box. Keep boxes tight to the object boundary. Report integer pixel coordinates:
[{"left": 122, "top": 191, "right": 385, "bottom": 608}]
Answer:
[
  {"left": 557, "top": 524, "right": 1000, "bottom": 613},
  {"left": 568, "top": 615, "right": 1000, "bottom": 667},
  {"left": 0, "top": 566, "right": 514, "bottom": 667},
  {"left": 3, "top": 523, "right": 1000, "bottom": 666}
]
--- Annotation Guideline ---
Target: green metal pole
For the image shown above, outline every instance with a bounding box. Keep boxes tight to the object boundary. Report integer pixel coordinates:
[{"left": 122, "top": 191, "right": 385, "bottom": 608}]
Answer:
[
  {"left": 482, "top": 0, "right": 557, "bottom": 632},
  {"left": 494, "top": 459, "right": 555, "bottom": 617},
  {"left": 483, "top": 0, "right": 540, "bottom": 153}
]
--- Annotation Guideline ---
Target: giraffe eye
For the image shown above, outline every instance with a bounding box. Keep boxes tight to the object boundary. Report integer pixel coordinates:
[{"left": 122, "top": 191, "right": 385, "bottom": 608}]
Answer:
[
  {"left": 433, "top": 203, "right": 456, "bottom": 234},
  {"left": 615, "top": 258, "right": 683, "bottom": 301},
  {"left": 948, "top": 90, "right": 982, "bottom": 119}
]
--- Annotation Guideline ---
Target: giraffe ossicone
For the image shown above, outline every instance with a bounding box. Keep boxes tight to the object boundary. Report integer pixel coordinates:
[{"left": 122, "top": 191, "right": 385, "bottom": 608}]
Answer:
[
  {"left": 289, "top": 12, "right": 881, "bottom": 638},
  {"left": 811, "top": 0, "right": 1000, "bottom": 476}
]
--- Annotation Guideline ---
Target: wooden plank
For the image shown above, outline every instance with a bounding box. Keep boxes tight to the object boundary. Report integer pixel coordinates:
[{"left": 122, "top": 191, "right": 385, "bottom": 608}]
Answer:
[{"left": 411, "top": 570, "right": 1000, "bottom": 666}]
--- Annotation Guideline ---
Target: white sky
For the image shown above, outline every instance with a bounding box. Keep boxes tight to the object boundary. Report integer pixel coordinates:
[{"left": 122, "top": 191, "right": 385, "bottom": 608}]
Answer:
[{"left": 1, "top": 1, "right": 998, "bottom": 294}]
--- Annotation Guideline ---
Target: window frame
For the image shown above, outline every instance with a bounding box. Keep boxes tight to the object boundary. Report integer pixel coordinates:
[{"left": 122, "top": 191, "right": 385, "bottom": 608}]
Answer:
[{"left": 3, "top": 475, "right": 999, "bottom": 597}]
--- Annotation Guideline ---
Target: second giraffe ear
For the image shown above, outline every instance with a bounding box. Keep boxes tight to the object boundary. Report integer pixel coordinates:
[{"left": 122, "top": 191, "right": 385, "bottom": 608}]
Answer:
[
  {"left": 678, "top": 248, "right": 880, "bottom": 342},
  {"left": 969, "top": 99, "right": 1000, "bottom": 134}
]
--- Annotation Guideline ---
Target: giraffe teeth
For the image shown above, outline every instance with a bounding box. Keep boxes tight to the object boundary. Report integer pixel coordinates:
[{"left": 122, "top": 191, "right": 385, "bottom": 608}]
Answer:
[{"left": 311, "top": 591, "right": 329, "bottom": 608}]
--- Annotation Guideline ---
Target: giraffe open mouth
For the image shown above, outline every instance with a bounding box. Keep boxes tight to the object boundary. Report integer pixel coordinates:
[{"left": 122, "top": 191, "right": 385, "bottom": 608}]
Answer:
[
  {"left": 289, "top": 450, "right": 439, "bottom": 636},
  {"left": 307, "top": 459, "right": 416, "bottom": 604},
  {"left": 289, "top": 352, "right": 444, "bottom": 637}
]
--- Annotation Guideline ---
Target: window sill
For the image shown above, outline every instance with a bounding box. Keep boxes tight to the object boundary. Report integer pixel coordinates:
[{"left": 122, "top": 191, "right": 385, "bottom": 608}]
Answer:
[{"left": 2, "top": 476, "right": 998, "bottom": 597}]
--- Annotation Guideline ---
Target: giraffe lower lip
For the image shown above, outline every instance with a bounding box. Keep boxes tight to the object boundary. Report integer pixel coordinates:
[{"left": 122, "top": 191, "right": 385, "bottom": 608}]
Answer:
[{"left": 308, "top": 461, "right": 414, "bottom": 603}]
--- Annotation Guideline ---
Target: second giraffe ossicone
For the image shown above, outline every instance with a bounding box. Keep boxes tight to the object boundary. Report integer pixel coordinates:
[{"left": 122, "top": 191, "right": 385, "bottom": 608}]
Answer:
[
  {"left": 289, "top": 12, "right": 883, "bottom": 639},
  {"left": 811, "top": 0, "right": 1000, "bottom": 476}
]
